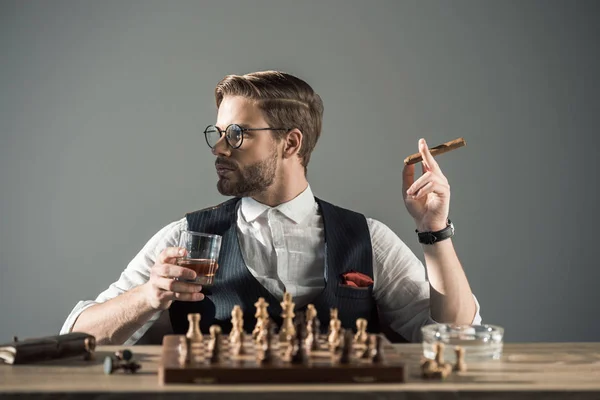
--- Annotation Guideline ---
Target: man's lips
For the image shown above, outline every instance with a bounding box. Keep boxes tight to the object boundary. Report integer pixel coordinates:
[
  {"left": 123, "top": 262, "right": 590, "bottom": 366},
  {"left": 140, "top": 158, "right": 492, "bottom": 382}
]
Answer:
[{"left": 216, "top": 164, "right": 235, "bottom": 174}]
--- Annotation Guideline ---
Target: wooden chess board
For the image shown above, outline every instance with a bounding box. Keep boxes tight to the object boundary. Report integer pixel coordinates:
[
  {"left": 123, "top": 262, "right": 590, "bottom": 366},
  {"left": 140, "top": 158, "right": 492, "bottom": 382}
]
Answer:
[{"left": 159, "top": 334, "right": 406, "bottom": 384}]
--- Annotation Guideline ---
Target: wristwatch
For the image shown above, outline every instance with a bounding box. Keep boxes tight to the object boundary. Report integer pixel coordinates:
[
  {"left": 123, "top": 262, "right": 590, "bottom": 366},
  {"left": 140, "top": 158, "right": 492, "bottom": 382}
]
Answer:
[{"left": 416, "top": 220, "right": 454, "bottom": 245}]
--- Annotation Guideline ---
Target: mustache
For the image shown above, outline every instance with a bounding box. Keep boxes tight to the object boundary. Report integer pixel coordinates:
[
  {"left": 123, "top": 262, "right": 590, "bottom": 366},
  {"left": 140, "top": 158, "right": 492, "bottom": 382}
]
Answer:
[{"left": 215, "top": 158, "right": 238, "bottom": 170}]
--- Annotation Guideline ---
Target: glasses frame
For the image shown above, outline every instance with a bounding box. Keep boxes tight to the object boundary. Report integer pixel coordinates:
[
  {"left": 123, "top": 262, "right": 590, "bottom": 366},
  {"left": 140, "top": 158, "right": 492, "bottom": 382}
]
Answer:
[{"left": 204, "top": 124, "right": 291, "bottom": 149}]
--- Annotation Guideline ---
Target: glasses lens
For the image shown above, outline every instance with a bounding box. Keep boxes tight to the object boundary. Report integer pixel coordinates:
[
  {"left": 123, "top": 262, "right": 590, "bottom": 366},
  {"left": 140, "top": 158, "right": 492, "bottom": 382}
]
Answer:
[
  {"left": 204, "top": 126, "right": 221, "bottom": 148},
  {"left": 226, "top": 125, "right": 243, "bottom": 148}
]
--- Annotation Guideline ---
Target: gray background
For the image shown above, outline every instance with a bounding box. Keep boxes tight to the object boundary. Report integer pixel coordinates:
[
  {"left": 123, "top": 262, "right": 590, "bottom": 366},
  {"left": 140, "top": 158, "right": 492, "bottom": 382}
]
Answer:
[{"left": 1, "top": 0, "right": 598, "bottom": 343}]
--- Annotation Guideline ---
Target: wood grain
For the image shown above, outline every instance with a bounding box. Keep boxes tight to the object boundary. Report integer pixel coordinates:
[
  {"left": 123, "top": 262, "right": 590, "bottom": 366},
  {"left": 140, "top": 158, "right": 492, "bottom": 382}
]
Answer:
[{"left": 1, "top": 343, "right": 600, "bottom": 399}]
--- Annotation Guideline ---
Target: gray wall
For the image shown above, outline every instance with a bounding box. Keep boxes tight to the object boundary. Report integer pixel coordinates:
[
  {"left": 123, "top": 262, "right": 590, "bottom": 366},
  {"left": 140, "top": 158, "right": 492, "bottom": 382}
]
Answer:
[{"left": 1, "top": 0, "right": 599, "bottom": 343}]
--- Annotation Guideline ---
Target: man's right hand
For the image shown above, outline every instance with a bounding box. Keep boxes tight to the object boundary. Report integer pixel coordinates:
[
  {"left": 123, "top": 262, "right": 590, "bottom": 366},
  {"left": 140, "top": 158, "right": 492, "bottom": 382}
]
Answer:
[{"left": 142, "top": 247, "right": 205, "bottom": 310}]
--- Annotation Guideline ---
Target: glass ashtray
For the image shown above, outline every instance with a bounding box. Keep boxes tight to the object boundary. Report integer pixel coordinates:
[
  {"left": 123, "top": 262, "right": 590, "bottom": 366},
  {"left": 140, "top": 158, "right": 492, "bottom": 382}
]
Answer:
[{"left": 421, "top": 324, "right": 504, "bottom": 362}]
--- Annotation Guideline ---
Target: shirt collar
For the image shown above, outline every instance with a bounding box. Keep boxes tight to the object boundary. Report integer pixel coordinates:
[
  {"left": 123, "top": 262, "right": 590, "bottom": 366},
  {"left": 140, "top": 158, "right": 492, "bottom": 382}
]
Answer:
[{"left": 240, "top": 185, "right": 315, "bottom": 224}]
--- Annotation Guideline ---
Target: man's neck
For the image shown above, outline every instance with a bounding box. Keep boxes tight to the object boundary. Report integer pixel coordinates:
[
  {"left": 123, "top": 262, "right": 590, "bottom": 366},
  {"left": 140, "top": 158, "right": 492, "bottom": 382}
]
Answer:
[{"left": 250, "top": 176, "right": 309, "bottom": 207}]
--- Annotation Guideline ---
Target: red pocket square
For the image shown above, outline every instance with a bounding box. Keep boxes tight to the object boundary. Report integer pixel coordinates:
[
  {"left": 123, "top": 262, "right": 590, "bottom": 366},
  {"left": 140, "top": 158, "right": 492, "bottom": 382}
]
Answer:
[{"left": 340, "top": 270, "right": 374, "bottom": 287}]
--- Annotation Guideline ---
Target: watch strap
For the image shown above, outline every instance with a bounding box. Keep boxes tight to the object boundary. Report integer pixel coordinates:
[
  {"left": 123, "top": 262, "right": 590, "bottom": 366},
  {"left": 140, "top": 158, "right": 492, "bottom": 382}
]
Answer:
[{"left": 416, "top": 220, "right": 454, "bottom": 244}]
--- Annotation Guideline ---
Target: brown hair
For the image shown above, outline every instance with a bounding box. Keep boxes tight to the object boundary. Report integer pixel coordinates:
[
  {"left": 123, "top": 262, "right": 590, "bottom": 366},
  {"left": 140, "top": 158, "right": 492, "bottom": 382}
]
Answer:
[{"left": 215, "top": 71, "right": 324, "bottom": 174}]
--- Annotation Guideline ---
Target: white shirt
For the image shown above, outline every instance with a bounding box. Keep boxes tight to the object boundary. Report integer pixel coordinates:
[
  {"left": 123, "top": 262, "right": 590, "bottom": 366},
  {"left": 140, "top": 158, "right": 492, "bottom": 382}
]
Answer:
[{"left": 60, "top": 185, "right": 481, "bottom": 344}]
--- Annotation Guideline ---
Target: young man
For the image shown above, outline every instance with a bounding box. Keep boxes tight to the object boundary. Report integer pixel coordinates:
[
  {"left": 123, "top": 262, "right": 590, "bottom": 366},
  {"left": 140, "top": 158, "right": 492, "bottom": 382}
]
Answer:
[{"left": 61, "top": 71, "right": 481, "bottom": 345}]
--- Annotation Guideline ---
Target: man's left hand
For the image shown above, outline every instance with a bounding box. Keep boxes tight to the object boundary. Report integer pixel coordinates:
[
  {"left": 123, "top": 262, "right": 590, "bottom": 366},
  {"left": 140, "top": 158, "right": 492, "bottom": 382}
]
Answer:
[{"left": 402, "top": 138, "right": 451, "bottom": 233}]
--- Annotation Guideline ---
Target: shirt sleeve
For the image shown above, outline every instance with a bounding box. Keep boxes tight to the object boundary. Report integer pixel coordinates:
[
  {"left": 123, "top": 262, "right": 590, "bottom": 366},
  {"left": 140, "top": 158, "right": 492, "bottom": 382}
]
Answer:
[
  {"left": 368, "top": 218, "right": 482, "bottom": 342},
  {"left": 59, "top": 218, "right": 188, "bottom": 344}
]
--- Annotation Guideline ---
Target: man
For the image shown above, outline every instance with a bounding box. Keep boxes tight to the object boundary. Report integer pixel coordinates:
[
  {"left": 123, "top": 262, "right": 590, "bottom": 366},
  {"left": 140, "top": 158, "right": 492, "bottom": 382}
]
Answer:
[{"left": 61, "top": 71, "right": 481, "bottom": 345}]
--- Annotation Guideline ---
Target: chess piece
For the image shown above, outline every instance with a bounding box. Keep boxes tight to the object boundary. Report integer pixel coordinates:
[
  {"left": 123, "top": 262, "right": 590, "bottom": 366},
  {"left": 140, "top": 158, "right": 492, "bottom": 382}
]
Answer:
[
  {"left": 231, "top": 305, "right": 244, "bottom": 322},
  {"left": 441, "top": 362, "right": 453, "bottom": 377},
  {"left": 291, "top": 316, "right": 308, "bottom": 365},
  {"left": 279, "top": 293, "right": 296, "bottom": 341},
  {"left": 435, "top": 342, "right": 445, "bottom": 365},
  {"left": 209, "top": 326, "right": 222, "bottom": 364},
  {"left": 208, "top": 325, "right": 222, "bottom": 352},
  {"left": 184, "top": 337, "right": 193, "bottom": 364},
  {"left": 305, "top": 304, "right": 317, "bottom": 323},
  {"left": 282, "top": 291, "right": 293, "bottom": 306},
  {"left": 454, "top": 346, "right": 467, "bottom": 372},
  {"left": 372, "top": 335, "right": 385, "bottom": 364},
  {"left": 232, "top": 331, "right": 245, "bottom": 356},
  {"left": 328, "top": 319, "right": 342, "bottom": 351},
  {"left": 420, "top": 343, "right": 455, "bottom": 380},
  {"left": 114, "top": 349, "right": 132, "bottom": 362},
  {"left": 254, "top": 297, "right": 269, "bottom": 319},
  {"left": 253, "top": 298, "right": 270, "bottom": 340},
  {"left": 186, "top": 313, "right": 203, "bottom": 342},
  {"left": 360, "top": 334, "right": 376, "bottom": 359},
  {"left": 328, "top": 308, "right": 339, "bottom": 334},
  {"left": 257, "top": 324, "right": 275, "bottom": 364},
  {"left": 103, "top": 355, "right": 141, "bottom": 375},
  {"left": 231, "top": 305, "right": 244, "bottom": 335},
  {"left": 354, "top": 318, "right": 368, "bottom": 346},
  {"left": 279, "top": 312, "right": 296, "bottom": 342},
  {"left": 421, "top": 359, "right": 438, "bottom": 376},
  {"left": 339, "top": 330, "right": 353, "bottom": 364},
  {"left": 305, "top": 317, "right": 320, "bottom": 352}
]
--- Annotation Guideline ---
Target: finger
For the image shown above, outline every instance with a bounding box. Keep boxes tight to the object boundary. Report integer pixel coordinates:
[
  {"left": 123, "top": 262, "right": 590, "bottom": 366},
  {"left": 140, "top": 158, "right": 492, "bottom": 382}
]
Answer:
[
  {"left": 413, "top": 181, "right": 449, "bottom": 199},
  {"left": 158, "top": 247, "right": 187, "bottom": 264},
  {"left": 154, "top": 276, "right": 203, "bottom": 293},
  {"left": 156, "top": 263, "right": 197, "bottom": 280},
  {"left": 173, "top": 291, "right": 205, "bottom": 302},
  {"left": 402, "top": 163, "right": 415, "bottom": 198},
  {"left": 412, "top": 181, "right": 434, "bottom": 199},
  {"left": 419, "top": 138, "right": 440, "bottom": 172},
  {"left": 406, "top": 171, "right": 433, "bottom": 196}
]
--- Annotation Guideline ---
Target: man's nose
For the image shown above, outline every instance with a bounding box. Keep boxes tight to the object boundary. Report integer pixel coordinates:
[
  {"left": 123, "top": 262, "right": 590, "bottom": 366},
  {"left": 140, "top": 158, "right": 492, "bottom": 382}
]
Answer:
[{"left": 211, "top": 135, "right": 231, "bottom": 157}]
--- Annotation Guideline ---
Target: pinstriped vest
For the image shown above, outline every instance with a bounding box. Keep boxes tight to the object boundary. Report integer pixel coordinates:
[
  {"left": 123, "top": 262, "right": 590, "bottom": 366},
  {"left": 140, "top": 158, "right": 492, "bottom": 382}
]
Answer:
[{"left": 169, "top": 197, "right": 380, "bottom": 336}]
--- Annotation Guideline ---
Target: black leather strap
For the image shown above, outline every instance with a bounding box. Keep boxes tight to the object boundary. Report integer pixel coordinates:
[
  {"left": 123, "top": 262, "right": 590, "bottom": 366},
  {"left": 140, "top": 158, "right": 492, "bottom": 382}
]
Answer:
[{"left": 416, "top": 220, "right": 454, "bottom": 245}]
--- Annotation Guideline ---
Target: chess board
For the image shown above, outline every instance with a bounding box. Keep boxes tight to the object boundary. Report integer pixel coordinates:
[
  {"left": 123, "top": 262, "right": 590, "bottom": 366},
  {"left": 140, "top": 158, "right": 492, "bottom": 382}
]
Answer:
[{"left": 158, "top": 334, "right": 406, "bottom": 384}]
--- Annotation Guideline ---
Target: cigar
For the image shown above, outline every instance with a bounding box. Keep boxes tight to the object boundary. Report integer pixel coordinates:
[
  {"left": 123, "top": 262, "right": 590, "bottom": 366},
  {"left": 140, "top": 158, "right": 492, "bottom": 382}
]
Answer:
[{"left": 403, "top": 137, "right": 466, "bottom": 165}]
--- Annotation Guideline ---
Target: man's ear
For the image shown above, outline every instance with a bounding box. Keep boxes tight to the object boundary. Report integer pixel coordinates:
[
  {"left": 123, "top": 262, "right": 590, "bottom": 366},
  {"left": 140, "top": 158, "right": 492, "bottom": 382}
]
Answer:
[{"left": 282, "top": 128, "right": 303, "bottom": 159}]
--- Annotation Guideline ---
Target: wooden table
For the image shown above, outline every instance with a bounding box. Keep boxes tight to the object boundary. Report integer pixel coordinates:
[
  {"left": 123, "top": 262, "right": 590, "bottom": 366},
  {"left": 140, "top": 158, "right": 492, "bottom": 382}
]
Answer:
[{"left": 1, "top": 343, "right": 600, "bottom": 399}]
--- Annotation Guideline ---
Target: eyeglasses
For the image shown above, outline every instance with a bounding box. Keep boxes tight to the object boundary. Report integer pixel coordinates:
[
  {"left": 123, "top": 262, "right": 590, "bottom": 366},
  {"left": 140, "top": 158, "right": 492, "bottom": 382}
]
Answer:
[{"left": 204, "top": 124, "right": 290, "bottom": 149}]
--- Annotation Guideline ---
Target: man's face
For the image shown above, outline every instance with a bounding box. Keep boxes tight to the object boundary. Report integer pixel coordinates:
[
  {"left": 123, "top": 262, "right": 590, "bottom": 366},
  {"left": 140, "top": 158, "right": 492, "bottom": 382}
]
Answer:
[{"left": 213, "top": 96, "right": 280, "bottom": 197}]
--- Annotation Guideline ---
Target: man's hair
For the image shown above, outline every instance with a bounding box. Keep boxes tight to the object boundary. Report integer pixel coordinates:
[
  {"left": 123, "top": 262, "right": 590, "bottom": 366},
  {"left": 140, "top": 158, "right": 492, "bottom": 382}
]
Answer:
[{"left": 215, "top": 71, "right": 324, "bottom": 174}]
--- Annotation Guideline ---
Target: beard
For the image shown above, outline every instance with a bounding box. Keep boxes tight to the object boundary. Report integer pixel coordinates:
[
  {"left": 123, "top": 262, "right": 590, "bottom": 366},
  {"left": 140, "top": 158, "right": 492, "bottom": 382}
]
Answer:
[{"left": 216, "top": 149, "right": 278, "bottom": 197}]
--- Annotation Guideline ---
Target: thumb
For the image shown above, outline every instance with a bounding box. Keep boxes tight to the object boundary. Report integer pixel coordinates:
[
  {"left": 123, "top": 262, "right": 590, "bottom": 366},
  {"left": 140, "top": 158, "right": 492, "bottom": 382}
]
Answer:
[{"left": 402, "top": 163, "right": 415, "bottom": 199}]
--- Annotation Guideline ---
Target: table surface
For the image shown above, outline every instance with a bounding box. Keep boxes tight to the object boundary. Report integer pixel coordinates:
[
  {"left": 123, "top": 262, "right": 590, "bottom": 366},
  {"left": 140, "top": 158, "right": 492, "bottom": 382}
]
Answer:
[{"left": 1, "top": 342, "right": 600, "bottom": 399}]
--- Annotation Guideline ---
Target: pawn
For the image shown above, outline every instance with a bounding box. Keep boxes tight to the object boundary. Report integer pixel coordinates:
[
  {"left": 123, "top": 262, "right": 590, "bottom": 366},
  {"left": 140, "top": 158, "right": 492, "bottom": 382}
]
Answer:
[
  {"left": 291, "top": 319, "right": 308, "bottom": 365},
  {"left": 360, "top": 335, "right": 374, "bottom": 359},
  {"left": 208, "top": 325, "right": 222, "bottom": 352},
  {"left": 186, "top": 313, "right": 203, "bottom": 342},
  {"left": 305, "top": 318, "right": 319, "bottom": 352},
  {"left": 257, "top": 325, "right": 275, "bottom": 364},
  {"left": 305, "top": 304, "right": 317, "bottom": 322},
  {"left": 339, "top": 330, "right": 353, "bottom": 364},
  {"left": 209, "top": 326, "right": 222, "bottom": 364},
  {"left": 254, "top": 297, "right": 269, "bottom": 318},
  {"left": 372, "top": 335, "right": 385, "bottom": 364},
  {"left": 283, "top": 332, "right": 295, "bottom": 362},
  {"left": 354, "top": 318, "right": 368, "bottom": 346},
  {"left": 328, "top": 319, "right": 342, "bottom": 351},
  {"left": 328, "top": 308, "right": 339, "bottom": 334}
]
